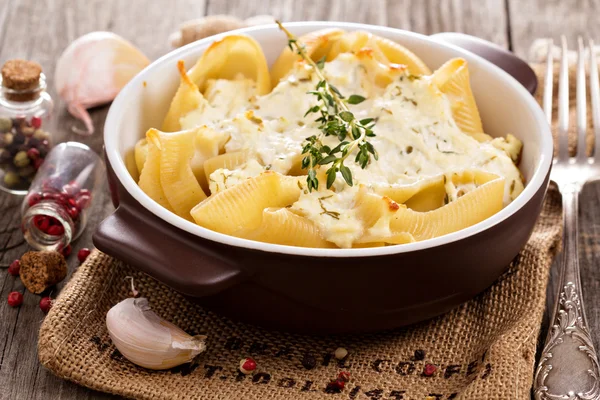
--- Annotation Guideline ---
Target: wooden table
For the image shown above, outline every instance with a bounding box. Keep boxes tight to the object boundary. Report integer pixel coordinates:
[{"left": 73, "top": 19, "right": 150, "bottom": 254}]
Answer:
[{"left": 0, "top": 0, "right": 598, "bottom": 398}]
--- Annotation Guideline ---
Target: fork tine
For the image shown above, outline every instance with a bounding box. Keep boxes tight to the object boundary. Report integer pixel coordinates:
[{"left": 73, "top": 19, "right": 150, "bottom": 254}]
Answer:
[
  {"left": 576, "top": 36, "right": 587, "bottom": 161},
  {"left": 543, "top": 39, "right": 554, "bottom": 124},
  {"left": 590, "top": 39, "right": 600, "bottom": 160},
  {"left": 557, "top": 36, "right": 570, "bottom": 162}
]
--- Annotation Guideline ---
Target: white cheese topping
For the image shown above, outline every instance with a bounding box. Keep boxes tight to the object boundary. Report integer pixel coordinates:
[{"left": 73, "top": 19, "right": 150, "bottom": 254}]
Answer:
[
  {"left": 209, "top": 159, "right": 265, "bottom": 194},
  {"left": 180, "top": 53, "right": 524, "bottom": 248}
]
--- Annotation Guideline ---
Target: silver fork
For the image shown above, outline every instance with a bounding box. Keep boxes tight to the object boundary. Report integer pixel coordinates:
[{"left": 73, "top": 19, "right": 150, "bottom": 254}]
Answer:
[{"left": 534, "top": 37, "right": 600, "bottom": 400}]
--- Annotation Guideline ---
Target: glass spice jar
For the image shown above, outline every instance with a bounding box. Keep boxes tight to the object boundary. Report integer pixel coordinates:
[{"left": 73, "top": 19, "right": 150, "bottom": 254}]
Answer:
[
  {"left": 21, "top": 142, "right": 105, "bottom": 251},
  {"left": 0, "top": 59, "right": 54, "bottom": 194}
]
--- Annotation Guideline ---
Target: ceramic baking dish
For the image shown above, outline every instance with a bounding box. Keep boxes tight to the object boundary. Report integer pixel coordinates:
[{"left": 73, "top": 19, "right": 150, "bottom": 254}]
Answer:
[{"left": 94, "top": 22, "right": 552, "bottom": 333}]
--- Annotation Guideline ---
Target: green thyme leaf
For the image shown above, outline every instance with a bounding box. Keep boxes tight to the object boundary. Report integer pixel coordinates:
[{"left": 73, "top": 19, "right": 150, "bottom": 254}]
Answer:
[
  {"left": 326, "top": 167, "right": 337, "bottom": 188},
  {"left": 276, "top": 20, "right": 377, "bottom": 192},
  {"left": 329, "top": 84, "right": 343, "bottom": 98},
  {"left": 347, "top": 94, "right": 366, "bottom": 104},
  {"left": 339, "top": 111, "right": 354, "bottom": 122},
  {"left": 319, "top": 155, "right": 337, "bottom": 165},
  {"left": 340, "top": 165, "right": 353, "bottom": 186},
  {"left": 316, "top": 56, "right": 326, "bottom": 70}
]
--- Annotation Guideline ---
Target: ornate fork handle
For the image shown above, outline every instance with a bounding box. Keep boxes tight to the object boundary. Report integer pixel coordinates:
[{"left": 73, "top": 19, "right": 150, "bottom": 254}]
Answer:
[{"left": 534, "top": 187, "right": 600, "bottom": 400}]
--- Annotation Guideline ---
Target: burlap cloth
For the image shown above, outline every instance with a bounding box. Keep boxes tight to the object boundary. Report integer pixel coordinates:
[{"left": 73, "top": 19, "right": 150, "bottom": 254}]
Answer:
[{"left": 38, "top": 58, "right": 593, "bottom": 399}]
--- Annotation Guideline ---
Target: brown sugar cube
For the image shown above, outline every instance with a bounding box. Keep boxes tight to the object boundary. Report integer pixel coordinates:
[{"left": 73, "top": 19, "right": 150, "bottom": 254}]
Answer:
[{"left": 19, "top": 251, "right": 67, "bottom": 294}]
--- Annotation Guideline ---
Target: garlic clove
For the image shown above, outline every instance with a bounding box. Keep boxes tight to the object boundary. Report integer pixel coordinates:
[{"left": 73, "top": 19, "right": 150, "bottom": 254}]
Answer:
[
  {"left": 169, "top": 15, "right": 245, "bottom": 48},
  {"left": 106, "top": 297, "right": 206, "bottom": 370},
  {"left": 55, "top": 32, "right": 149, "bottom": 136},
  {"left": 168, "top": 15, "right": 275, "bottom": 48}
]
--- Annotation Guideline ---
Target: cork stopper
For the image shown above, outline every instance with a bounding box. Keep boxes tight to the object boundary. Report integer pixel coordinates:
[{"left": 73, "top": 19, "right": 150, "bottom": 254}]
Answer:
[{"left": 1, "top": 59, "right": 43, "bottom": 101}]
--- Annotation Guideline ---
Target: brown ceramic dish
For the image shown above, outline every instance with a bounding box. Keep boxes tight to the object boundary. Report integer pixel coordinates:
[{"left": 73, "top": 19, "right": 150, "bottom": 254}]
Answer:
[{"left": 94, "top": 22, "right": 553, "bottom": 333}]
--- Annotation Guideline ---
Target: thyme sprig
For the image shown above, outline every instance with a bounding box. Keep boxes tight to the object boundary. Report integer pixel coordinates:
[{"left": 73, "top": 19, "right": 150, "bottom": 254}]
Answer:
[{"left": 276, "top": 21, "right": 378, "bottom": 192}]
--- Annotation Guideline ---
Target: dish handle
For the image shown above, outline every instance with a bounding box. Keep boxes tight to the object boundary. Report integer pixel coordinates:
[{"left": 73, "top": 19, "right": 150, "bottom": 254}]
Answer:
[
  {"left": 93, "top": 162, "right": 247, "bottom": 298},
  {"left": 430, "top": 32, "right": 538, "bottom": 95}
]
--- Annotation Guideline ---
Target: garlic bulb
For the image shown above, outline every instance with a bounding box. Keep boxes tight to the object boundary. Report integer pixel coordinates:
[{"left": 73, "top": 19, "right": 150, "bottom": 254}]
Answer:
[
  {"left": 169, "top": 15, "right": 275, "bottom": 48},
  {"left": 55, "top": 32, "right": 150, "bottom": 136},
  {"left": 106, "top": 297, "right": 206, "bottom": 370}
]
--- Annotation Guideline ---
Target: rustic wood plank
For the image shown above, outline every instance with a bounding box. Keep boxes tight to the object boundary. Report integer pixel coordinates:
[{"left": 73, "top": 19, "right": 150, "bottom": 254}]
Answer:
[
  {"left": 206, "top": 0, "right": 388, "bottom": 24},
  {"left": 508, "top": 0, "right": 600, "bottom": 58},
  {"left": 510, "top": 0, "right": 600, "bottom": 369},
  {"left": 387, "top": 0, "right": 509, "bottom": 47},
  {"left": 579, "top": 182, "right": 600, "bottom": 351},
  {"left": 0, "top": 0, "right": 510, "bottom": 398},
  {"left": 0, "top": 0, "right": 206, "bottom": 399},
  {"left": 1, "top": 0, "right": 597, "bottom": 399},
  {"left": 207, "top": 0, "right": 509, "bottom": 47}
]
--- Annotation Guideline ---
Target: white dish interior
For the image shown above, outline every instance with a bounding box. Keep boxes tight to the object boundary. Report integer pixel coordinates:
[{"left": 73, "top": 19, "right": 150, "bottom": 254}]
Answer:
[{"left": 104, "top": 21, "right": 552, "bottom": 257}]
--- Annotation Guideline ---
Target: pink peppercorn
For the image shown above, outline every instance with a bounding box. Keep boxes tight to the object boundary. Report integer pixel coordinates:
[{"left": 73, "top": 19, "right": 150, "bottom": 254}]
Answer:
[
  {"left": 76, "top": 193, "right": 91, "bottom": 209},
  {"left": 39, "top": 296, "right": 52, "bottom": 313},
  {"left": 8, "top": 260, "right": 20, "bottom": 276},
  {"left": 239, "top": 357, "right": 257, "bottom": 374},
  {"left": 47, "top": 224, "right": 64, "bottom": 236},
  {"left": 8, "top": 291, "right": 23, "bottom": 307},
  {"left": 27, "top": 192, "right": 42, "bottom": 207},
  {"left": 67, "top": 206, "right": 79, "bottom": 219},
  {"left": 33, "top": 158, "right": 43, "bottom": 170},
  {"left": 34, "top": 215, "right": 51, "bottom": 233},
  {"left": 27, "top": 147, "right": 40, "bottom": 160},
  {"left": 31, "top": 116, "right": 42, "bottom": 129},
  {"left": 423, "top": 363, "right": 437, "bottom": 377},
  {"left": 77, "top": 248, "right": 91, "bottom": 263},
  {"left": 60, "top": 244, "right": 72, "bottom": 257}
]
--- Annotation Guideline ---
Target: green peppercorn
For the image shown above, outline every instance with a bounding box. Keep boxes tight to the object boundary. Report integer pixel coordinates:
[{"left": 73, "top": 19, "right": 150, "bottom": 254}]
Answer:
[
  {"left": 0, "top": 117, "right": 12, "bottom": 133},
  {"left": 13, "top": 151, "right": 30, "bottom": 167},
  {"left": 0, "top": 149, "right": 10, "bottom": 164},
  {"left": 22, "top": 127, "right": 35, "bottom": 137},
  {"left": 3, "top": 133, "right": 13, "bottom": 146},
  {"left": 33, "top": 129, "right": 48, "bottom": 140},
  {"left": 18, "top": 165, "right": 35, "bottom": 177},
  {"left": 3, "top": 171, "right": 20, "bottom": 187}
]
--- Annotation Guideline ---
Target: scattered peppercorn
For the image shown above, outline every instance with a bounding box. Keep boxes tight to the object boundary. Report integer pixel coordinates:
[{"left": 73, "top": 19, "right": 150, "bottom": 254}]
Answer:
[
  {"left": 33, "top": 129, "right": 48, "bottom": 140},
  {"left": 39, "top": 296, "right": 52, "bottom": 313},
  {"left": 26, "top": 147, "right": 39, "bottom": 160},
  {"left": 18, "top": 165, "right": 34, "bottom": 177},
  {"left": 4, "top": 171, "right": 20, "bottom": 186},
  {"left": 77, "top": 248, "right": 91, "bottom": 263},
  {"left": 325, "top": 372, "right": 350, "bottom": 393},
  {"left": 33, "top": 157, "right": 43, "bottom": 170},
  {"left": 301, "top": 353, "right": 317, "bottom": 370},
  {"left": 334, "top": 347, "right": 348, "bottom": 360},
  {"left": 414, "top": 349, "right": 426, "bottom": 361},
  {"left": 31, "top": 116, "right": 42, "bottom": 129},
  {"left": 338, "top": 371, "right": 350, "bottom": 382},
  {"left": 13, "top": 150, "right": 30, "bottom": 167},
  {"left": 47, "top": 223, "right": 64, "bottom": 236},
  {"left": 239, "top": 357, "right": 257, "bottom": 374},
  {"left": 60, "top": 244, "right": 72, "bottom": 257},
  {"left": 423, "top": 363, "right": 437, "bottom": 377},
  {"left": 8, "top": 259, "right": 20, "bottom": 276},
  {"left": 0, "top": 117, "right": 12, "bottom": 132},
  {"left": 7, "top": 291, "right": 23, "bottom": 307}
]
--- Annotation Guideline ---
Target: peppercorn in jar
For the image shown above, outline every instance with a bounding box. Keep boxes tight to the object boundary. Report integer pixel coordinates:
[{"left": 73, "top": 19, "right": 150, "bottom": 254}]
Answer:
[{"left": 0, "top": 59, "right": 53, "bottom": 194}]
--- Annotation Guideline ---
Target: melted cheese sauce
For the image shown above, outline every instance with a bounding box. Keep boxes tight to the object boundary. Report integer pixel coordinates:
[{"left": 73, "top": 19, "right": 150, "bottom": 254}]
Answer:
[{"left": 180, "top": 54, "right": 524, "bottom": 248}]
